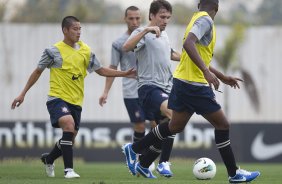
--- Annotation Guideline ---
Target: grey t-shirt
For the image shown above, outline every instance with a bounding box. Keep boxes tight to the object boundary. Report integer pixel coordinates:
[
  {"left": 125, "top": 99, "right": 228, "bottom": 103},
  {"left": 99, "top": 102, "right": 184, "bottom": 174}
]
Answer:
[
  {"left": 111, "top": 33, "right": 138, "bottom": 98},
  {"left": 190, "top": 16, "right": 214, "bottom": 46},
  {"left": 129, "top": 27, "right": 173, "bottom": 93}
]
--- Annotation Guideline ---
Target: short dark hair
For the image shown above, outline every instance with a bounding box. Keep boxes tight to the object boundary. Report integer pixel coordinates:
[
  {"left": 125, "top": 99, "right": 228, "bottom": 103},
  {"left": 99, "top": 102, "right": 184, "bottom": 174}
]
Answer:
[
  {"left": 200, "top": 0, "right": 219, "bottom": 6},
  {"left": 149, "top": 0, "right": 172, "bottom": 21},
  {"left": 61, "top": 16, "right": 80, "bottom": 31},
  {"left": 125, "top": 6, "right": 139, "bottom": 17}
]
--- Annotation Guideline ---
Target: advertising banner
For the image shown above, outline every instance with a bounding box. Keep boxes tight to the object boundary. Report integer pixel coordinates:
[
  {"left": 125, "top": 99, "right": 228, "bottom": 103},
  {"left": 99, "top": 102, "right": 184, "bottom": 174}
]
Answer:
[{"left": 0, "top": 121, "right": 281, "bottom": 162}]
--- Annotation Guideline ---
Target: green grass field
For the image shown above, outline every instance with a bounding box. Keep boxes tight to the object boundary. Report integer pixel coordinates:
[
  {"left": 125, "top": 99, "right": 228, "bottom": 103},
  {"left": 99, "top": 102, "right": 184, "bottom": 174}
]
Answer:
[{"left": 0, "top": 158, "right": 280, "bottom": 184}]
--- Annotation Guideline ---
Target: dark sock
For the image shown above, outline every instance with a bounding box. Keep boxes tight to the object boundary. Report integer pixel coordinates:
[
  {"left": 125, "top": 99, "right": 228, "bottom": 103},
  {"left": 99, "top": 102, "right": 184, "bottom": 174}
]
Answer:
[
  {"left": 159, "top": 134, "right": 175, "bottom": 163},
  {"left": 133, "top": 131, "right": 145, "bottom": 143},
  {"left": 60, "top": 132, "right": 74, "bottom": 169},
  {"left": 132, "top": 121, "right": 172, "bottom": 153},
  {"left": 46, "top": 140, "right": 62, "bottom": 164},
  {"left": 140, "top": 139, "right": 162, "bottom": 168},
  {"left": 215, "top": 129, "right": 238, "bottom": 177}
]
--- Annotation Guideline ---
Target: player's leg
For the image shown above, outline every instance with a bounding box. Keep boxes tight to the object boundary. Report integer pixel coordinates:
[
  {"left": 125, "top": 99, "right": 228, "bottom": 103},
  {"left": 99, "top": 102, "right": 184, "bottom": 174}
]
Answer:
[
  {"left": 122, "top": 84, "right": 192, "bottom": 175},
  {"left": 203, "top": 102, "right": 260, "bottom": 182},
  {"left": 157, "top": 100, "right": 175, "bottom": 177},
  {"left": 42, "top": 129, "right": 78, "bottom": 169},
  {"left": 44, "top": 99, "right": 80, "bottom": 178},
  {"left": 123, "top": 98, "right": 146, "bottom": 143},
  {"left": 122, "top": 86, "right": 162, "bottom": 175},
  {"left": 42, "top": 98, "right": 70, "bottom": 177},
  {"left": 62, "top": 102, "right": 81, "bottom": 178},
  {"left": 124, "top": 98, "right": 156, "bottom": 176},
  {"left": 136, "top": 87, "right": 175, "bottom": 177},
  {"left": 58, "top": 115, "right": 76, "bottom": 173},
  {"left": 134, "top": 110, "right": 191, "bottom": 178}
]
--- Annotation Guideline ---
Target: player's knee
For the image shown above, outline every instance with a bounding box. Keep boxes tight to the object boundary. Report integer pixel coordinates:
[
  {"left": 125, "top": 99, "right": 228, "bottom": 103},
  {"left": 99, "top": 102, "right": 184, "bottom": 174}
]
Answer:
[
  {"left": 169, "top": 123, "right": 184, "bottom": 134},
  {"left": 62, "top": 122, "right": 75, "bottom": 132},
  {"left": 215, "top": 122, "right": 230, "bottom": 130}
]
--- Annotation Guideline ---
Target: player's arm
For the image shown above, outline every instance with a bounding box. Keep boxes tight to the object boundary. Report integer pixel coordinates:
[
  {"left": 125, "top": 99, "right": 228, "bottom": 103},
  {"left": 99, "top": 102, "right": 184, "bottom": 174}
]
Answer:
[
  {"left": 95, "top": 67, "right": 136, "bottom": 78},
  {"left": 184, "top": 32, "right": 219, "bottom": 89},
  {"left": 122, "top": 26, "right": 160, "bottom": 52},
  {"left": 99, "top": 65, "right": 118, "bottom": 107},
  {"left": 89, "top": 52, "right": 136, "bottom": 78},
  {"left": 11, "top": 67, "right": 44, "bottom": 109},
  {"left": 209, "top": 66, "right": 243, "bottom": 89},
  {"left": 171, "top": 49, "right": 181, "bottom": 61}
]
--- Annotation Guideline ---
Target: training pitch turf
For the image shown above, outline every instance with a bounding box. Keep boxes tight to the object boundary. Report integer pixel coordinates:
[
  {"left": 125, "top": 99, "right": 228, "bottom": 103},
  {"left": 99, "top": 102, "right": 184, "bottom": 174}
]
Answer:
[{"left": 0, "top": 158, "right": 280, "bottom": 184}]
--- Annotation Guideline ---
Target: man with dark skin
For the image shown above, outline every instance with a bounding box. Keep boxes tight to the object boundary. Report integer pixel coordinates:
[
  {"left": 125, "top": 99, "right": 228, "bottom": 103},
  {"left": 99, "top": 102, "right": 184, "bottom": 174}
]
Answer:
[{"left": 122, "top": 0, "right": 261, "bottom": 183}]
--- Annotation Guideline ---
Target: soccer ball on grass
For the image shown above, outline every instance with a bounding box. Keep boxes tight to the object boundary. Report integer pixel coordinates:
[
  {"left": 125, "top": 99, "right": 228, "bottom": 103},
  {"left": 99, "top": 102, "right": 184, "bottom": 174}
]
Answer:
[{"left": 192, "top": 157, "right": 216, "bottom": 180}]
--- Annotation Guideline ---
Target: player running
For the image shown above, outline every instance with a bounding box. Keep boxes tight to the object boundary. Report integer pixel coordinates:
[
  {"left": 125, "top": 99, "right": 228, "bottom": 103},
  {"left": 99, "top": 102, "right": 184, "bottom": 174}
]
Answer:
[
  {"left": 11, "top": 16, "right": 135, "bottom": 179},
  {"left": 122, "top": 0, "right": 181, "bottom": 178},
  {"left": 122, "top": 0, "right": 260, "bottom": 183}
]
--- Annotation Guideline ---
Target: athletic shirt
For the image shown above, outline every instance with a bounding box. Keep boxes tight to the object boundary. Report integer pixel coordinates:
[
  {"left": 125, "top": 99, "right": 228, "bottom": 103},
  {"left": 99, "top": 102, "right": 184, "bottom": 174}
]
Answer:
[
  {"left": 129, "top": 27, "right": 173, "bottom": 93},
  {"left": 111, "top": 33, "right": 138, "bottom": 98},
  {"left": 37, "top": 41, "right": 102, "bottom": 107},
  {"left": 174, "top": 11, "right": 216, "bottom": 83}
]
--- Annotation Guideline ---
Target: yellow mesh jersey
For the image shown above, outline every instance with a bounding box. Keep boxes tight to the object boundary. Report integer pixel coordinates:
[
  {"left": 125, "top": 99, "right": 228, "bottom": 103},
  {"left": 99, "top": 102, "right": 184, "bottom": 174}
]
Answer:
[
  {"left": 48, "top": 41, "right": 91, "bottom": 106},
  {"left": 174, "top": 11, "right": 216, "bottom": 83}
]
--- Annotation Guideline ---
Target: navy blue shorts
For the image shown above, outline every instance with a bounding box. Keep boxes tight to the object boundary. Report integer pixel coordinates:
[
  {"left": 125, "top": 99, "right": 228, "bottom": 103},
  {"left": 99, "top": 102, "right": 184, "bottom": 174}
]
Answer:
[
  {"left": 168, "top": 78, "right": 221, "bottom": 115},
  {"left": 124, "top": 98, "right": 146, "bottom": 123},
  {"left": 46, "top": 98, "right": 82, "bottom": 130},
  {"left": 138, "top": 85, "right": 169, "bottom": 121}
]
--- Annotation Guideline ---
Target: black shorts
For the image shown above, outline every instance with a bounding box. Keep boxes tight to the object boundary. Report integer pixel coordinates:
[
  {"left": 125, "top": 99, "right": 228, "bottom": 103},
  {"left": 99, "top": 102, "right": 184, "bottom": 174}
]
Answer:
[
  {"left": 168, "top": 78, "right": 221, "bottom": 115},
  {"left": 138, "top": 85, "right": 169, "bottom": 121},
  {"left": 46, "top": 98, "right": 82, "bottom": 130},
  {"left": 123, "top": 98, "right": 145, "bottom": 123}
]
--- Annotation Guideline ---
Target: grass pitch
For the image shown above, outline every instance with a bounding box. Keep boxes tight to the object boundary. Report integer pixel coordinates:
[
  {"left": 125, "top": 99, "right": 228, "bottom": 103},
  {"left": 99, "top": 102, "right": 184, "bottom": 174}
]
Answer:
[{"left": 0, "top": 158, "right": 280, "bottom": 184}]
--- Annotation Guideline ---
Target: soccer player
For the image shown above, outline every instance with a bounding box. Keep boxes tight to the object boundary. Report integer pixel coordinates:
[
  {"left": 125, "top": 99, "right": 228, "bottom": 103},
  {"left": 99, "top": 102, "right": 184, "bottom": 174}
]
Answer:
[
  {"left": 99, "top": 5, "right": 147, "bottom": 150},
  {"left": 11, "top": 16, "right": 135, "bottom": 179},
  {"left": 122, "top": 0, "right": 261, "bottom": 183},
  {"left": 122, "top": 0, "right": 180, "bottom": 178}
]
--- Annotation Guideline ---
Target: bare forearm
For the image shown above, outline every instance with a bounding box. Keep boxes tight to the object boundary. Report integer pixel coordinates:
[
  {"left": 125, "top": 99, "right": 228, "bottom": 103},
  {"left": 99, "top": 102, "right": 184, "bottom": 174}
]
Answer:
[
  {"left": 103, "top": 76, "right": 115, "bottom": 94},
  {"left": 122, "top": 29, "right": 148, "bottom": 52},
  {"left": 20, "top": 68, "right": 43, "bottom": 96},
  {"left": 96, "top": 67, "right": 127, "bottom": 77},
  {"left": 102, "top": 65, "right": 117, "bottom": 93},
  {"left": 209, "top": 66, "right": 224, "bottom": 80}
]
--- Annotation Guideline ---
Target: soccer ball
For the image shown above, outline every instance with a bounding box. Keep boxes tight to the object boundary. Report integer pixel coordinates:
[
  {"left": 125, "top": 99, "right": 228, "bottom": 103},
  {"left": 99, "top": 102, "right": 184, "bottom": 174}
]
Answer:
[{"left": 192, "top": 157, "right": 216, "bottom": 180}]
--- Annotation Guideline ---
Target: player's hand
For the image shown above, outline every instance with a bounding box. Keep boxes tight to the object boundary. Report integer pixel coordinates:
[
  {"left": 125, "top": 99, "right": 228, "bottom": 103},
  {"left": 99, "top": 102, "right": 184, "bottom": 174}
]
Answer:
[
  {"left": 124, "top": 68, "right": 137, "bottom": 78},
  {"left": 146, "top": 26, "right": 161, "bottom": 38},
  {"left": 11, "top": 95, "right": 25, "bottom": 109},
  {"left": 220, "top": 76, "right": 243, "bottom": 89},
  {"left": 99, "top": 93, "right": 108, "bottom": 107},
  {"left": 203, "top": 69, "right": 220, "bottom": 90}
]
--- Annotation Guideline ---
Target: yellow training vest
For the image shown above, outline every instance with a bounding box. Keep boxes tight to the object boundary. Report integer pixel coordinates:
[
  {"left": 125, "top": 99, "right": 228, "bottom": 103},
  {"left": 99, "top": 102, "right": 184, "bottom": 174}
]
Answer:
[
  {"left": 48, "top": 41, "right": 91, "bottom": 107},
  {"left": 174, "top": 11, "right": 216, "bottom": 83}
]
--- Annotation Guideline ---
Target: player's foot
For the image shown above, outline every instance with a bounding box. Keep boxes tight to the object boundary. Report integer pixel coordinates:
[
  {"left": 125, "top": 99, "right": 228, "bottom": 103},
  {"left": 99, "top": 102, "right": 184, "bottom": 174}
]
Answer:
[
  {"left": 122, "top": 143, "right": 137, "bottom": 175},
  {"left": 156, "top": 161, "right": 173, "bottom": 178},
  {"left": 64, "top": 169, "right": 80, "bottom": 179},
  {"left": 40, "top": 153, "right": 55, "bottom": 177},
  {"left": 229, "top": 168, "right": 260, "bottom": 183},
  {"left": 136, "top": 162, "right": 157, "bottom": 178},
  {"left": 149, "top": 162, "right": 156, "bottom": 172}
]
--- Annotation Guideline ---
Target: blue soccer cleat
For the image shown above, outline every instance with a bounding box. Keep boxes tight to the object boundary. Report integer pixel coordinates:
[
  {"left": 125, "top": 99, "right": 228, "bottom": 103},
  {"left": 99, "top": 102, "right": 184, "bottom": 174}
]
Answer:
[
  {"left": 122, "top": 143, "right": 137, "bottom": 175},
  {"left": 156, "top": 161, "right": 173, "bottom": 178},
  {"left": 136, "top": 162, "right": 157, "bottom": 178},
  {"left": 229, "top": 168, "right": 260, "bottom": 183}
]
